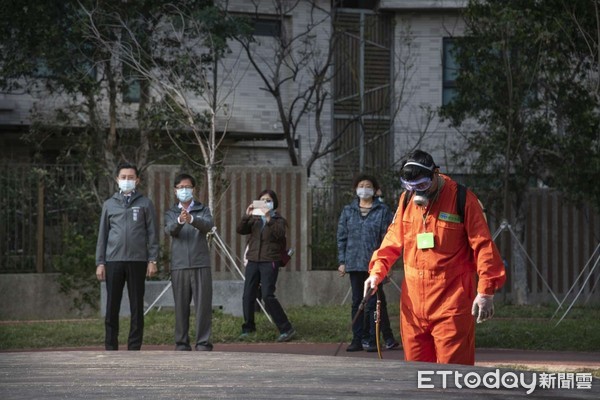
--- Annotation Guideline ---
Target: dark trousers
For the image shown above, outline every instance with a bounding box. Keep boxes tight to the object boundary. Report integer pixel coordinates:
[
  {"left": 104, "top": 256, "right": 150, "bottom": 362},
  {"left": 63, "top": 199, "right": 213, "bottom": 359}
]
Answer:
[
  {"left": 104, "top": 261, "right": 147, "bottom": 350},
  {"left": 349, "top": 271, "right": 371, "bottom": 343},
  {"left": 242, "top": 261, "right": 292, "bottom": 334},
  {"left": 349, "top": 272, "right": 393, "bottom": 344}
]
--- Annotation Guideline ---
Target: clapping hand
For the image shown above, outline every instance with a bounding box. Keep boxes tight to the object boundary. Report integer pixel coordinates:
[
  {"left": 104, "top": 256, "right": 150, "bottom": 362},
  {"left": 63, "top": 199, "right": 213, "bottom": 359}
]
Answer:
[{"left": 180, "top": 208, "right": 192, "bottom": 224}]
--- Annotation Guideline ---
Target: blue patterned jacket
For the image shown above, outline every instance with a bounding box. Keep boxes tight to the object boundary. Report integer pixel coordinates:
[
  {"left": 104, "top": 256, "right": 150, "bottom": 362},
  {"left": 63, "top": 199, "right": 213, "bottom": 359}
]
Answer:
[{"left": 337, "top": 198, "right": 393, "bottom": 272}]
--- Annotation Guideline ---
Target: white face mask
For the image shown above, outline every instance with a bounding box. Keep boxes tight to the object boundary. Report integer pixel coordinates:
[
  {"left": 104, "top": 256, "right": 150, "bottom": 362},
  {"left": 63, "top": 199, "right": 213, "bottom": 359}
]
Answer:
[
  {"left": 176, "top": 188, "right": 193, "bottom": 203},
  {"left": 118, "top": 179, "right": 136, "bottom": 194},
  {"left": 265, "top": 201, "right": 274, "bottom": 210},
  {"left": 356, "top": 187, "right": 374, "bottom": 199}
]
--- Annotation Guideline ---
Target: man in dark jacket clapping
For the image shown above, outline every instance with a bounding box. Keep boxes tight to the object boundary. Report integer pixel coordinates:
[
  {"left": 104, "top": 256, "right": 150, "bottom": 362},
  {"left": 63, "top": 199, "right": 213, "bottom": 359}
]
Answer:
[{"left": 164, "top": 173, "right": 215, "bottom": 351}]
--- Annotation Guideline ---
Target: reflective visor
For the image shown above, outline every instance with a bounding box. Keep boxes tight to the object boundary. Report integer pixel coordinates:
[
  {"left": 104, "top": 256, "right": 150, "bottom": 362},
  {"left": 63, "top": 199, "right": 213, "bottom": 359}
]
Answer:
[{"left": 401, "top": 177, "right": 432, "bottom": 192}]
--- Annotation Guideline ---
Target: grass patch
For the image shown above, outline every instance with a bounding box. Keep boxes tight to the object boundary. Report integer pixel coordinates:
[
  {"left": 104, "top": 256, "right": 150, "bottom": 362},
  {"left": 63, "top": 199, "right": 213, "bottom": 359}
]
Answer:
[
  {"left": 1, "top": 303, "right": 598, "bottom": 352},
  {"left": 475, "top": 304, "right": 600, "bottom": 351}
]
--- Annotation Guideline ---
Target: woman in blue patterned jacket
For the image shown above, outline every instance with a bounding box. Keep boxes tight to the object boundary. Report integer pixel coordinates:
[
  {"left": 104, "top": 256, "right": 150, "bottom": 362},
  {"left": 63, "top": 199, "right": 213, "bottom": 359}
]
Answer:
[{"left": 337, "top": 174, "right": 399, "bottom": 352}]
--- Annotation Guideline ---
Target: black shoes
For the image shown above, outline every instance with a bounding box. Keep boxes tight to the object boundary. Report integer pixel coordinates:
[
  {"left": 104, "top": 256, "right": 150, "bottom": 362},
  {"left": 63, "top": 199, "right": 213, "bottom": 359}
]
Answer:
[
  {"left": 385, "top": 338, "right": 400, "bottom": 350},
  {"left": 277, "top": 328, "right": 296, "bottom": 342},
  {"left": 364, "top": 343, "right": 378, "bottom": 352},
  {"left": 238, "top": 329, "right": 256, "bottom": 340},
  {"left": 346, "top": 341, "right": 363, "bottom": 352},
  {"left": 195, "top": 342, "right": 213, "bottom": 351}
]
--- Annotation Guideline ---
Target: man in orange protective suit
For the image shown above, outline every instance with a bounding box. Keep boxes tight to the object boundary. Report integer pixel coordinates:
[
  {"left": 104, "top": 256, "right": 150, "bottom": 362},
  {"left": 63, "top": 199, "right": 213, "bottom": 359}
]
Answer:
[{"left": 364, "top": 150, "right": 506, "bottom": 365}]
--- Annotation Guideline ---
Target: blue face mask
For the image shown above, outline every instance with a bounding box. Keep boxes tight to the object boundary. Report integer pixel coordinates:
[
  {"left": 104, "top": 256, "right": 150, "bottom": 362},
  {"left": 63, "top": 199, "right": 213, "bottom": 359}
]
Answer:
[{"left": 176, "top": 188, "right": 193, "bottom": 203}]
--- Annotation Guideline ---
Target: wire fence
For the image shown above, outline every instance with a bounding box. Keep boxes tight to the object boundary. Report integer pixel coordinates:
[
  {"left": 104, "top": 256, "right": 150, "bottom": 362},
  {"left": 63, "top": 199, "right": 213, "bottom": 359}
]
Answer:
[{"left": 0, "top": 164, "right": 93, "bottom": 273}]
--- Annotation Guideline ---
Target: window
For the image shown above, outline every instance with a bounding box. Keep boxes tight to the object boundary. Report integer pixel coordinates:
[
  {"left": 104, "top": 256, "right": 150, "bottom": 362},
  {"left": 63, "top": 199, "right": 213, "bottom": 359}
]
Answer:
[
  {"left": 122, "top": 65, "right": 140, "bottom": 103},
  {"left": 333, "top": 0, "right": 377, "bottom": 10},
  {"left": 252, "top": 18, "right": 281, "bottom": 37},
  {"left": 442, "top": 38, "right": 458, "bottom": 105}
]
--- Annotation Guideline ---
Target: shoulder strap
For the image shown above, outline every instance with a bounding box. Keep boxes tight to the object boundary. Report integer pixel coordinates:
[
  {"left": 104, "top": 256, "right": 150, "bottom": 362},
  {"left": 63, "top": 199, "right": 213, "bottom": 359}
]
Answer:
[
  {"left": 402, "top": 190, "right": 413, "bottom": 210},
  {"left": 456, "top": 183, "right": 467, "bottom": 223}
]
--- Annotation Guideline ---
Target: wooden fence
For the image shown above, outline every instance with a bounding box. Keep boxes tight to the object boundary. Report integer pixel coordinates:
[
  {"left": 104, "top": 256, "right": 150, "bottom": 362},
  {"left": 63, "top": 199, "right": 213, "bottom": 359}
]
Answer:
[
  {"left": 0, "top": 163, "right": 598, "bottom": 305},
  {"left": 488, "top": 189, "right": 600, "bottom": 305},
  {"left": 147, "top": 165, "right": 309, "bottom": 276}
]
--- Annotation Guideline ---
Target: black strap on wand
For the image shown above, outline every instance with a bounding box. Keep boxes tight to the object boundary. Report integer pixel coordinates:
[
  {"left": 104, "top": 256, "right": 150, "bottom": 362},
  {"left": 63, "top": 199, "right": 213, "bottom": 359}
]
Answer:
[{"left": 334, "top": 287, "right": 377, "bottom": 357}]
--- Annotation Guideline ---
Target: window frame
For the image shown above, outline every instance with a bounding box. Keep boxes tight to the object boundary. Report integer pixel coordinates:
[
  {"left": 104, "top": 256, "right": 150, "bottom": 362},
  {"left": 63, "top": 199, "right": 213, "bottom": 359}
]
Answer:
[{"left": 442, "top": 37, "right": 458, "bottom": 106}]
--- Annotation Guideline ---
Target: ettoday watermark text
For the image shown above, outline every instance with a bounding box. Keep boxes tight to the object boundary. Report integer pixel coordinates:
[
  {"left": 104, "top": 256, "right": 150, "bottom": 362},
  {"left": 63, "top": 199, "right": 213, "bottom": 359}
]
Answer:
[{"left": 417, "top": 369, "right": 593, "bottom": 395}]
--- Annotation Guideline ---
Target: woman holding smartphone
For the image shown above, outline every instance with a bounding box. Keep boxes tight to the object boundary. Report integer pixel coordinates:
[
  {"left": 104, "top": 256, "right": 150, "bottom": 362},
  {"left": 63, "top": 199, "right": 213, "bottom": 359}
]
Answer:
[{"left": 236, "top": 189, "right": 296, "bottom": 342}]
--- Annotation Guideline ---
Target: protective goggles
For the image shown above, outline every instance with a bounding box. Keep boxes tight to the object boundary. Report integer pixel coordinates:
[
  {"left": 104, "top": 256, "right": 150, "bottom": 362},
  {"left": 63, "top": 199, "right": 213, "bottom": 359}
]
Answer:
[{"left": 401, "top": 176, "right": 432, "bottom": 192}]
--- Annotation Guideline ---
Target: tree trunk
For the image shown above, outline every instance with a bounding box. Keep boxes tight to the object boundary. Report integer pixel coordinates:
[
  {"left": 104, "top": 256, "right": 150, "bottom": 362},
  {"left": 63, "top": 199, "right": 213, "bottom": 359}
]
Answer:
[{"left": 136, "top": 79, "right": 151, "bottom": 178}]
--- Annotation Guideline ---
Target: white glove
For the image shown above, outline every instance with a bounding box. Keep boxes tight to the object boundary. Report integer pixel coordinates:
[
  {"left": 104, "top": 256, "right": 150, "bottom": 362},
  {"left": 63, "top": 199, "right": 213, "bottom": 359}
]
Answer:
[
  {"left": 363, "top": 275, "right": 379, "bottom": 299},
  {"left": 471, "top": 293, "right": 494, "bottom": 323}
]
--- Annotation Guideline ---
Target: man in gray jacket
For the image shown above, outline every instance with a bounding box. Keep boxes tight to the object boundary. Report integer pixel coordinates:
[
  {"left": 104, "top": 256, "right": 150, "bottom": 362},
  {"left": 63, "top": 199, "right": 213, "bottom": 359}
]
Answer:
[
  {"left": 96, "top": 162, "right": 159, "bottom": 350},
  {"left": 164, "top": 173, "right": 215, "bottom": 351}
]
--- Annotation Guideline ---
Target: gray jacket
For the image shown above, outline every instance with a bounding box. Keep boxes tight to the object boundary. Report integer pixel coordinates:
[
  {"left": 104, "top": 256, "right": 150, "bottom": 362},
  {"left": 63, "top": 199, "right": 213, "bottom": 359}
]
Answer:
[
  {"left": 337, "top": 198, "right": 393, "bottom": 272},
  {"left": 164, "top": 201, "right": 214, "bottom": 269},
  {"left": 95, "top": 191, "right": 159, "bottom": 265}
]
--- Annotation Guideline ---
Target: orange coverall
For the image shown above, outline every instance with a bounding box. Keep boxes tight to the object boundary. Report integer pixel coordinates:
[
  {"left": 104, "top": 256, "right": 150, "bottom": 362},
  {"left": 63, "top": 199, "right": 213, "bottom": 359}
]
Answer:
[{"left": 369, "top": 174, "right": 506, "bottom": 365}]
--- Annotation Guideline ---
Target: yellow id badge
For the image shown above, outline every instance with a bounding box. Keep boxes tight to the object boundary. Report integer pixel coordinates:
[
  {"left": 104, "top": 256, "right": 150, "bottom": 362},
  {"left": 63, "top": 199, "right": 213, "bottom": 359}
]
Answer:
[{"left": 417, "top": 232, "right": 434, "bottom": 249}]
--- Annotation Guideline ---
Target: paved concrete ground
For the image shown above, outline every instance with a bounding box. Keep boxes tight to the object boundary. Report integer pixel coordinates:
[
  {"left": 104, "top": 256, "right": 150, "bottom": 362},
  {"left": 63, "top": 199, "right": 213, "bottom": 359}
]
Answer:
[
  {"left": 0, "top": 347, "right": 598, "bottom": 399},
  {"left": 210, "top": 343, "right": 600, "bottom": 370},
  {"left": 18, "top": 343, "right": 600, "bottom": 370}
]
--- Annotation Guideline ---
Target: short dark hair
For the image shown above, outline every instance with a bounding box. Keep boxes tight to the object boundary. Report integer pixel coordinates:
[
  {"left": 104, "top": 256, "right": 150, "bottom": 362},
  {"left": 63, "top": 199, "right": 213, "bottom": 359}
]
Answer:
[
  {"left": 400, "top": 150, "right": 437, "bottom": 181},
  {"left": 352, "top": 174, "right": 380, "bottom": 192},
  {"left": 258, "top": 189, "right": 279, "bottom": 210},
  {"left": 116, "top": 161, "right": 139, "bottom": 177},
  {"left": 174, "top": 173, "right": 196, "bottom": 188}
]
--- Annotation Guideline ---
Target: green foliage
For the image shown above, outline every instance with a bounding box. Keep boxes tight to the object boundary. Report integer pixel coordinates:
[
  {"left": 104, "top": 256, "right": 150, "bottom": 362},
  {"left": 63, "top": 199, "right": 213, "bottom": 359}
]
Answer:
[
  {"left": 0, "top": 304, "right": 385, "bottom": 349},
  {"left": 0, "top": 0, "right": 246, "bottom": 182},
  {"left": 0, "top": 1, "right": 100, "bottom": 94},
  {"left": 440, "top": 0, "right": 600, "bottom": 214},
  {"left": 475, "top": 304, "right": 600, "bottom": 352},
  {"left": 2, "top": 304, "right": 599, "bottom": 353},
  {"left": 13, "top": 164, "right": 103, "bottom": 307},
  {"left": 310, "top": 187, "right": 342, "bottom": 270},
  {"left": 377, "top": 167, "right": 406, "bottom": 210},
  {"left": 53, "top": 225, "right": 99, "bottom": 312},
  {"left": 309, "top": 233, "right": 338, "bottom": 271}
]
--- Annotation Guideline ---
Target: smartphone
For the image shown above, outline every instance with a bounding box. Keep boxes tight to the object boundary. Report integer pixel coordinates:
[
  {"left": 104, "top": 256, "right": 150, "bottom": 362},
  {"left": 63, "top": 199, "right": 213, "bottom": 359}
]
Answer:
[{"left": 251, "top": 200, "right": 267, "bottom": 216}]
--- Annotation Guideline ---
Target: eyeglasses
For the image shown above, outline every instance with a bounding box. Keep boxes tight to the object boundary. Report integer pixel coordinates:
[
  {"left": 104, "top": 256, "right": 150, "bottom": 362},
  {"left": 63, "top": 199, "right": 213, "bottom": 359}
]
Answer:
[
  {"left": 175, "top": 185, "right": 194, "bottom": 189},
  {"left": 401, "top": 177, "right": 432, "bottom": 192}
]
